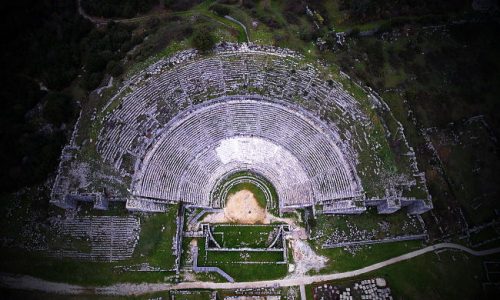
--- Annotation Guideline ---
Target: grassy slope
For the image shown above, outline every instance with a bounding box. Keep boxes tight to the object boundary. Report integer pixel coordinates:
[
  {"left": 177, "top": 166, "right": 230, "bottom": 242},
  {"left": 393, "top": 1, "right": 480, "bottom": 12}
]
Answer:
[
  {"left": 306, "top": 251, "right": 489, "bottom": 300},
  {"left": 371, "top": 251, "right": 487, "bottom": 299},
  {"left": 133, "top": 205, "right": 179, "bottom": 269},
  {"left": 343, "top": 23, "right": 499, "bottom": 226},
  {"left": 310, "top": 208, "right": 423, "bottom": 246},
  {"left": 316, "top": 240, "right": 424, "bottom": 275},
  {"left": 0, "top": 205, "right": 179, "bottom": 285}
]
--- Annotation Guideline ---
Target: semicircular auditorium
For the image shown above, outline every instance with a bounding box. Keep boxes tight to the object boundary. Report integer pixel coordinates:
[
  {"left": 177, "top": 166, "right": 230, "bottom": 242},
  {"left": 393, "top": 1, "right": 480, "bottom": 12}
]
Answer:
[
  {"left": 131, "top": 97, "right": 363, "bottom": 213},
  {"left": 51, "top": 43, "right": 432, "bottom": 215}
]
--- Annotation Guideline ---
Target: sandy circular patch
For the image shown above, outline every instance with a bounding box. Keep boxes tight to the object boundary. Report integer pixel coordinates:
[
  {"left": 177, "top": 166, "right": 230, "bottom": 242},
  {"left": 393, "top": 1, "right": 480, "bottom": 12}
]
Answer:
[{"left": 224, "top": 189, "right": 266, "bottom": 224}]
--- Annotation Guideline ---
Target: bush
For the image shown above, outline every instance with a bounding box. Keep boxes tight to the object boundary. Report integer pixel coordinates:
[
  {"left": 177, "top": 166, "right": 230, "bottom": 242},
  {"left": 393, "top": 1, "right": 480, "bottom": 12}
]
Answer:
[
  {"left": 298, "top": 24, "right": 314, "bottom": 41},
  {"left": 191, "top": 27, "right": 216, "bottom": 52},
  {"left": 81, "top": 0, "right": 157, "bottom": 18},
  {"left": 387, "top": 46, "right": 402, "bottom": 69},
  {"left": 106, "top": 60, "right": 124, "bottom": 77},
  {"left": 83, "top": 72, "right": 104, "bottom": 90},
  {"left": 85, "top": 53, "right": 108, "bottom": 73},
  {"left": 242, "top": 0, "right": 257, "bottom": 9},
  {"left": 217, "top": 0, "right": 239, "bottom": 4},
  {"left": 43, "top": 92, "right": 76, "bottom": 126},
  {"left": 146, "top": 17, "right": 160, "bottom": 31},
  {"left": 211, "top": 4, "right": 230, "bottom": 16},
  {"left": 283, "top": 11, "right": 300, "bottom": 24},
  {"left": 348, "top": 28, "right": 360, "bottom": 37},
  {"left": 260, "top": 15, "right": 281, "bottom": 29},
  {"left": 164, "top": 0, "right": 203, "bottom": 11}
]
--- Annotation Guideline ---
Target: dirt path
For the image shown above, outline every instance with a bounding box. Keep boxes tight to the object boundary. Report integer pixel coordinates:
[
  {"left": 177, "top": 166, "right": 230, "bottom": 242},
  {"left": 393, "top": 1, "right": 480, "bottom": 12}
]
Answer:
[{"left": 2, "top": 243, "right": 499, "bottom": 295}]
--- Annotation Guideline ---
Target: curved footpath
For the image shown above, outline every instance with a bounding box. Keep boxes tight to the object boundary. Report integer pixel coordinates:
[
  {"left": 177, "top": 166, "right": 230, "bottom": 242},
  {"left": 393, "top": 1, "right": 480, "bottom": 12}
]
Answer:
[{"left": 1, "top": 243, "right": 499, "bottom": 296}]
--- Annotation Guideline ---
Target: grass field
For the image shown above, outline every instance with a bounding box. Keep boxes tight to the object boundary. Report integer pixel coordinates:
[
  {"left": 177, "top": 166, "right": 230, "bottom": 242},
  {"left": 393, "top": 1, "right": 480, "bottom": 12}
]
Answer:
[
  {"left": 211, "top": 224, "right": 278, "bottom": 248},
  {"left": 203, "top": 225, "right": 286, "bottom": 264},
  {"left": 198, "top": 235, "right": 288, "bottom": 282},
  {"left": 304, "top": 250, "right": 489, "bottom": 299},
  {"left": 316, "top": 240, "right": 425, "bottom": 275},
  {"left": 310, "top": 208, "right": 423, "bottom": 246},
  {"left": 0, "top": 205, "right": 180, "bottom": 286},
  {"left": 205, "top": 249, "right": 284, "bottom": 264},
  {"left": 0, "top": 248, "right": 172, "bottom": 286},
  {"left": 171, "top": 291, "right": 213, "bottom": 300},
  {"left": 195, "top": 224, "right": 288, "bottom": 281},
  {"left": 133, "top": 204, "right": 179, "bottom": 269},
  {"left": 370, "top": 250, "right": 488, "bottom": 299}
]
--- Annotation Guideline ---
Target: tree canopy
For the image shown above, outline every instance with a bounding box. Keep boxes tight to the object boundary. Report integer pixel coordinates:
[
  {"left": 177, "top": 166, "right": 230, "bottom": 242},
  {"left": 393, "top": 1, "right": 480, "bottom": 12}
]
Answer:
[{"left": 191, "top": 27, "right": 216, "bottom": 52}]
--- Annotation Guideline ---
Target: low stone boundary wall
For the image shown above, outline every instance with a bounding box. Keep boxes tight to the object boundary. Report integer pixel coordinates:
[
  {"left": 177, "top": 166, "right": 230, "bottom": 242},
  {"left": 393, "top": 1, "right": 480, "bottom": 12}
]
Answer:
[{"left": 192, "top": 246, "right": 234, "bottom": 282}]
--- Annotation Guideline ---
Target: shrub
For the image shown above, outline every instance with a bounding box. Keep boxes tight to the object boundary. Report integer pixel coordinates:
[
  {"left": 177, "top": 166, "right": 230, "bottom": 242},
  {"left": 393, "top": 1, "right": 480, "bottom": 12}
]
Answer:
[
  {"left": 211, "top": 4, "right": 230, "bottom": 16},
  {"left": 191, "top": 27, "right": 216, "bottom": 52},
  {"left": 81, "top": 0, "right": 157, "bottom": 18},
  {"left": 164, "top": 0, "right": 203, "bottom": 11},
  {"left": 106, "top": 60, "right": 124, "bottom": 77},
  {"left": 242, "top": 0, "right": 257, "bottom": 9},
  {"left": 348, "top": 28, "right": 360, "bottom": 37},
  {"left": 83, "top": 72, "right": 104, "bottom": 90},
  {"left": 43, "top": 92, "right": 76, "bottom": 126},
  {"left": 260, "top": 15, "right": 281, "bottom": 29}
]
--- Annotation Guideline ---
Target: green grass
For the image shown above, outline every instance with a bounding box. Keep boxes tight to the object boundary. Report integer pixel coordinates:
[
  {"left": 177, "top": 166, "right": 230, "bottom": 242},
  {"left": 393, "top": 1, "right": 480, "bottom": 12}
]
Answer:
[
  {"left": 0, "top": 205, "right": 180, "bottom": 286},
  {"left": 171, "top": 291, "right": 213, "bottom": 300},
  {"left": 197, "top": 238, "right": 288, "bottom": 282},
  {"left": 1, "top": 250, "right": 489, "bottom": 299},
  {"left": 124, "top": 39, "right": 190, "bottom": 79},
  {"left": 304, "top": 250, "right": 487, "bottom": 299},
  {"left": 205, "top": 250, "right": 284, "bottom": 264},
  {"left": 431, "top": 123, "right": 499, "bottom": 225},
  {"left": 214, "top": 263, "right": 288, "bottom": 282},
  {"left": 195, "top": 224, "right": 288, "bottom": 281},
  {"left": 133, "top": 204, "right": 179, "bottom": 269},
  {"left": 316, "top": 240, "right": 424, "bottom": 274},
  {"left": 311, "top": 208, "right": 423, "bottom": 246},
  {"left": 369, "top": 251, "right": 487, "bottom": 299},
  {"left": 324, "top": 21, "right": 500, "bottom": 228},
  {"left": 470, "top": 226, "right": 500, "bottom": 247},
  {"left": 318, "top": 62, "right": 419, "bottom": 198},
  {"left": 0, "top": 248, "right": 172, "bottom": 286},
  {"left": 212, "top": 224, "right": 278, "bottom": 248}
]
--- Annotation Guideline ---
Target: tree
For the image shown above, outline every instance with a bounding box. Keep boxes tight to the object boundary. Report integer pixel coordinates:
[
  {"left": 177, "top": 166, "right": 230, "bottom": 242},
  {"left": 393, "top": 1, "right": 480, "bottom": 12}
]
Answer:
[
  {"left": 191, "top": 27, "right": 216, "bottom": 52},
  {"left": 43, "top": 92, "right": 76, "bottom": 126},
  {"left": 210, "top": 4, "right": 230, "bottom": 17},
  {"left": 107, "top": 60, "right": 124, "bottom": 77}
]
